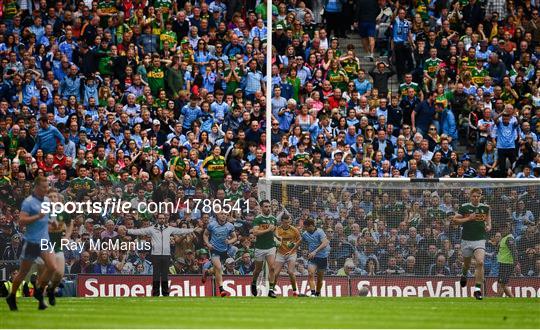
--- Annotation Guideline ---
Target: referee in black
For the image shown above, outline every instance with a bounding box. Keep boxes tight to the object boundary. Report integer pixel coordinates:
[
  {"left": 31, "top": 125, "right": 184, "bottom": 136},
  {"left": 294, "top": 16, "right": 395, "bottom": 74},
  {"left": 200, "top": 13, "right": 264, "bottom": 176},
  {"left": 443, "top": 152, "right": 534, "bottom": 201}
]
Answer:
[{"left": 127, "top": 214, "right": 201, "bottom": 296}]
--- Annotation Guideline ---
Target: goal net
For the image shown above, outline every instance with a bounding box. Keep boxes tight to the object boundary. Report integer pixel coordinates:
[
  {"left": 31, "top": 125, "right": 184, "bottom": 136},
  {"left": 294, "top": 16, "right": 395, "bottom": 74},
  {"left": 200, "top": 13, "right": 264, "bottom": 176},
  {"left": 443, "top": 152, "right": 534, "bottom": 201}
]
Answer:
[{"left": 257, "top": 178, "right": 540, "bottom": 297}]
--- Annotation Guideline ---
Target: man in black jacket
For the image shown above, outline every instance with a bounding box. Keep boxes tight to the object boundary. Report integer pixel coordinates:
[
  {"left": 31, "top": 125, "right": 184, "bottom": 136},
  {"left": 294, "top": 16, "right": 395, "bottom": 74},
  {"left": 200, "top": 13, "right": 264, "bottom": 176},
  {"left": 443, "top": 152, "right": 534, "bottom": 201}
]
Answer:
[{"left": 369, "top": 61, "right": 395, "bottom": 97}]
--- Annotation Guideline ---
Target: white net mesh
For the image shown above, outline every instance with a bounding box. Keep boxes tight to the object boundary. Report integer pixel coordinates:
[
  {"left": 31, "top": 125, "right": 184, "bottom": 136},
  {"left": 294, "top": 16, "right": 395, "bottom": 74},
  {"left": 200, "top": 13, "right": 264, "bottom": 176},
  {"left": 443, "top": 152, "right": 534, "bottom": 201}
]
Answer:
[{"left": 258, "top": 178, "right": 540, "bottom": 284}]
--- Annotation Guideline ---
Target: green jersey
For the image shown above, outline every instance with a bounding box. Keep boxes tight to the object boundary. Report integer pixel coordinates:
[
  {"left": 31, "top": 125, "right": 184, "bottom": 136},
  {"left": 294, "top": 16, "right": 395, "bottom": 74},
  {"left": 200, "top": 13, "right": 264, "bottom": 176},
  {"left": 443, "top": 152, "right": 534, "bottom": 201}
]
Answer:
[
  {"left": 255, "top": 3, "right": 278, "bottom": 20},
  {"left": 50, "top": 212, "right": 70, "bottom": 253},
  {"left": 97, "top": 48, "right": 111, "bottom": 76},
  {"left": 399, "top": 82, "right": 420, "bottom": 97},
  {"left": 288, "top": 77, "right": 301, "bottom": 102},
  {"left": 253, "top": 214, "right": 277, "bottom": 249},
  {"left": 427, "top": 207, "right": 447, "bottom": 223},
  {"left": 160, "top": 30, "right": 177, "bottom": 50},
  {"left": 69, "top": 177, "right": 96, "bottom": 198},
  {"left": 202, "top": 155, "right": 225, "bottom": 180},
  {"left": 98, "top": 0, "right": 117, "bottom": 15},
  {"left": 342, "top": 59, "right": 359, "bottom": 80},
  {"left": 3, "top": 0, "right": 19, "bottom": 19},
  {"left": 327, "top": 69, "right": 348, "bottom": 90},
  {"left": 49, "top": 231, "right": 64, "bottom": 252},
  {"left": 471, "top": 67, "right": 488, "bottom": 86},
  {"left": 460, "top": 56, "right": 476, "bottom": 74},
  {"left": 458, "top": 202, "right": 490, "bottom": 241},
  {"left": 224, "top": 67, "right": 243, "bottom": 94},
  {"left": 147, "top": 66, "right": 165, "bottom": 96},
  {"left": 225, "top": 189, "right": 242, "bottom": 201},
  {"left": 169, "top": 156, "right": 187, "bottom": 179},
  {"left": 424, "top": 57, "right": 443, "bottom": 78},
  {"left": 293, "top": 152, "right": 310, "bottom": 165},
  {"left": 154, "top": 0, "right": 172, "bottom": 12},
  {"left": 497, "top": 234, "right": 515, "bottom": 264},
  {"left": 93, "top": 157, "right": 107, "bottom": 168}
]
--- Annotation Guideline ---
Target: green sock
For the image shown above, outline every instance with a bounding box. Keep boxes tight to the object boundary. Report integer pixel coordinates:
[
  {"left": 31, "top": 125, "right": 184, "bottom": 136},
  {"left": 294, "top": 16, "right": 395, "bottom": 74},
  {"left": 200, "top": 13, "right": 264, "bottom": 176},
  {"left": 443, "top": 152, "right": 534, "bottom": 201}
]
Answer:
[
  {"left": 475, "top": 283, "right": 482, "bottom": 289},
  {"left": 292, "top": 283, "right": 297, "bottom": 291},
  {"left": 270, "top": 283, "right": 275, "bottom": 290},
  {"left": 462, "top": 269, "right": 467, "bottom": 276}
]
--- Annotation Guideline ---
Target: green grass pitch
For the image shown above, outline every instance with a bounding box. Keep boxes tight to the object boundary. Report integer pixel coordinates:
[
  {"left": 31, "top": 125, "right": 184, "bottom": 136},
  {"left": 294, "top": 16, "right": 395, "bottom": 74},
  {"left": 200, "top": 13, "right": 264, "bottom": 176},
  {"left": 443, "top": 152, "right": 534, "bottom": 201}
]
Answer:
[{"left": 1, "top": 297, "right": 539, "bottom": 328}]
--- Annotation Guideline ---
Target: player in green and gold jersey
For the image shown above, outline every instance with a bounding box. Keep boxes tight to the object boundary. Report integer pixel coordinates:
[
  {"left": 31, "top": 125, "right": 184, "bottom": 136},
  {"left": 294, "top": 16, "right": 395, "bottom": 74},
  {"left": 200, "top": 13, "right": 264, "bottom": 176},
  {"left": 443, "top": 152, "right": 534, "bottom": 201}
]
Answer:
[
  {"left": 453, "top": 188, "right": 491, "bottom": 300},
  {"left": 250, "top": 200, "right": 277, "bottom": 298}
]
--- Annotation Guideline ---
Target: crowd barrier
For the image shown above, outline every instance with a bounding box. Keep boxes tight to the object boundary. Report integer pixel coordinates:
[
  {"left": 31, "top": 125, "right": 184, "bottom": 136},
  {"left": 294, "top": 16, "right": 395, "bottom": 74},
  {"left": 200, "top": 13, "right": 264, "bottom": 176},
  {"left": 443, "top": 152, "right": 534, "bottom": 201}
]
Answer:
[{"left": 76, "top": 274, "right": 540, "bottom": 298}]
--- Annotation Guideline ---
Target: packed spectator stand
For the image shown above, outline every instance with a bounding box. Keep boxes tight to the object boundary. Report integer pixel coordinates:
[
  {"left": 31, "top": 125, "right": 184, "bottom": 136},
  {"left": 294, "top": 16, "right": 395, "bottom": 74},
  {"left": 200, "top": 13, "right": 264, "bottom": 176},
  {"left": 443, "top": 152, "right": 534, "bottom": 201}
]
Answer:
[
  {"left": 269, "top": 0, "right": 540, "bottom": 179},
  {"left": 0, "top": 0, "right": 539, "bottom": 289}
]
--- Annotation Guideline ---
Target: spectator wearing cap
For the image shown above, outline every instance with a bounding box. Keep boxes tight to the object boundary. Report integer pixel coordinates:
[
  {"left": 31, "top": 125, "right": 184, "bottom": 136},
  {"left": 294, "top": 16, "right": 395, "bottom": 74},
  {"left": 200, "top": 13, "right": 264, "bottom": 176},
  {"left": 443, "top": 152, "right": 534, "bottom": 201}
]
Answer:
[
  {"left": 2, "top": 233, "right": 22, "bottom": 261},
  {"left": 272, "top": 24, "right": 288, "bottom": 54},
  {"left": 325, "top": 150, "right": 349, "bottom": 177},
  {"left": 148, "top": 119, "right": 168, "bottom": 146},
  {"left": 223, "top": 258, "right": 240, "bottom": 275},
  {"left": 460, "top": 154, "right": 477, "bottom": 178}
]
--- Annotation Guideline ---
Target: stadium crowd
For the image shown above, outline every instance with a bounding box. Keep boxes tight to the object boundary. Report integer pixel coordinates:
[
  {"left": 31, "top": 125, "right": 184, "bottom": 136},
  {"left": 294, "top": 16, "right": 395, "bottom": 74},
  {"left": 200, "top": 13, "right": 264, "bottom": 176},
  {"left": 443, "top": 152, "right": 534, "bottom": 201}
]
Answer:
[
  {"left": 0, "top": 0, "right": 539, "bottom": 293},
  {"left": 269, "top": 0, "right": 540, "bottom": 179},
  {"left": 0, "top": 0, "right": 270, "bottom": 279}
]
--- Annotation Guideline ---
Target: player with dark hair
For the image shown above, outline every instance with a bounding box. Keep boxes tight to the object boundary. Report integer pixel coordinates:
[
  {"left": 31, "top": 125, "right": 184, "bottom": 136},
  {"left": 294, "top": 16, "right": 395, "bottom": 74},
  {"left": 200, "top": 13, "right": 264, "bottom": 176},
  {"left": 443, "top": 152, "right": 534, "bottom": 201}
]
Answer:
[
  {"left": 251, "top": 200, "right": 277, "bottom": 297},
  {"left": 453, "top": 188, "right": 491, "bottom": 300},
  {"left": 497, "top": 222, "right": 519, "bottom": 297},
  {"left": 203, "top": 211, "right": 237, "bottom": 297},
  {"left": 6, "top": 177, "right": 59, "bottom": 311},
  {"left": 269, "top": 213, "right": 302, "bottom": 297},
  {"left": 302, "top": 218, "right": 330, "bottom": 297}
]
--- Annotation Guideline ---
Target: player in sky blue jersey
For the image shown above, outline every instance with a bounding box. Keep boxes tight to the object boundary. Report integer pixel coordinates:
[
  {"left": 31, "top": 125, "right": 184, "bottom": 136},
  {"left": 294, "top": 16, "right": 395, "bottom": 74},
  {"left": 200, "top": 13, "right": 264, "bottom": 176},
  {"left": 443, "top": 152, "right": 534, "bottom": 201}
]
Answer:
[
  {"left": 6, "top": 177, "right": 60, "bottom": 311},
  {"left": 301, "top": 219, "right": 330, "bottom": 297},
  {"left": 203, "top": 211, "right": 237, "bottom": 297}
]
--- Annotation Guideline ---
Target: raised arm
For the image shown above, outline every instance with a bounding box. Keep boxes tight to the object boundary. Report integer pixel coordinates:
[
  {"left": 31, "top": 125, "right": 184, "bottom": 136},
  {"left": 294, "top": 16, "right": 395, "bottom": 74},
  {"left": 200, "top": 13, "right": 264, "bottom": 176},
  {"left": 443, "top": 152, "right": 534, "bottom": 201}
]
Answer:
[{"left": 127, "top": 226, "right": 154, "bottom": 236}]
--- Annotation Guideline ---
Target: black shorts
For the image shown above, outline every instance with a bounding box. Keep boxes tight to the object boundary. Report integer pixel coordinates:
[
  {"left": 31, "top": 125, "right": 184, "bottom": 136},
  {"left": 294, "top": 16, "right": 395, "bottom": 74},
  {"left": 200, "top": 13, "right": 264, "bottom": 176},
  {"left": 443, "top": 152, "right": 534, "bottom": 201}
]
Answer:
[
  {"left": 210, "top": 249, "right": 229, "bottom": 264},
  {"left": 309, "top": 257, "right": 328, "bottom": 270},
  {"left": 498, "top": 263, "right": 514, "bottom": 285},
  {"left": 359, "top": 22, "right": 376, "bottom": 38},
  {"left": 21, "top": 241, "right": 45, "bottom": 261}
]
